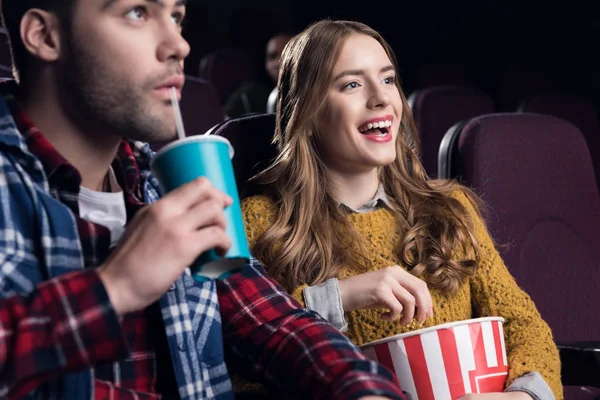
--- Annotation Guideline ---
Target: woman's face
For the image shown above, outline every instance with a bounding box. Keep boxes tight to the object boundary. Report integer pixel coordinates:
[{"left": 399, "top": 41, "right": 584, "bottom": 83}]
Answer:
[{"left": 317, "top": 33, "right": 403, "bottom": 175}]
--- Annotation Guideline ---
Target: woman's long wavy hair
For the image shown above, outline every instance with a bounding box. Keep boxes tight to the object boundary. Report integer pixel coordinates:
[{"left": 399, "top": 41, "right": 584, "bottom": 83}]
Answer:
[{"left": 251, "top": 20, "right": 486, "bottom": 295}]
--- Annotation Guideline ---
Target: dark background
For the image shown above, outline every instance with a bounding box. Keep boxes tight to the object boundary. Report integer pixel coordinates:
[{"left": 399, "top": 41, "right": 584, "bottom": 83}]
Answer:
[{"left": 183, "top": 0, "right": 599, "bottom": 109}]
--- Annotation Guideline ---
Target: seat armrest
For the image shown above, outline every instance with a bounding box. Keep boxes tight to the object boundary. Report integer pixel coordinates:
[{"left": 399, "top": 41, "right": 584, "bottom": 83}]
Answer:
[{"left": 558, "top": 341, "right": 600, "bottom": 388}]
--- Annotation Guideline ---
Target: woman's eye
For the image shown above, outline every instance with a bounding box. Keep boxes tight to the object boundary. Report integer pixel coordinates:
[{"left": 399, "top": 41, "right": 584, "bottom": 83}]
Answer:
[
  {"left": 172, "top": 12, "right": 185, "bottom": 26},
  {"left": 343, "top": 81, "right": 360, "bottom": 90}
]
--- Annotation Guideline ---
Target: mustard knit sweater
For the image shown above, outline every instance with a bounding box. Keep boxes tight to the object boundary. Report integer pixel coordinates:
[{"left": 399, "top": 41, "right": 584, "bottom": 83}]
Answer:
[{"left": 241, "top": 192, "right": 563, "bottom": 399}]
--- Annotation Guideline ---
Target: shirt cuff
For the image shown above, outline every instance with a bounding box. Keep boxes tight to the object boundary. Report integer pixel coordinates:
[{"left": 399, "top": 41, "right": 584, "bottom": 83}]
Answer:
[
  {"left": 505, "top": 371, "right": 555, "bottom": 400},
  {"left": 331, "top": 361, "right": 406, "bottom": 400},
  {"left": 303, "top": 278, "right": 348, "bottom": 332}
]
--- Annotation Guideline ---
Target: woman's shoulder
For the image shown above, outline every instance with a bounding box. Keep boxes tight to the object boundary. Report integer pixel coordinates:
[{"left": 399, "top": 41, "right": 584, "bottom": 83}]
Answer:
[
  {"left": 241, "top": 195, "right": 279, "bottom": 247},
  {"left": 445, "top": 186, "right": 494, "bottom": 246},
  {"left": 446, "top": 187, "right": 484, "bottom": 219},
  {"left": 447, "top": 186, "right": 473, "bottom": 205}
]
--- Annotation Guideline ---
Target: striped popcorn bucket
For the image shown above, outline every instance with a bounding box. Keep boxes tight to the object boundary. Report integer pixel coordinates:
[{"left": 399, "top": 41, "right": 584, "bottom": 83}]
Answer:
[{"left": 361, "top": 317, "right": 508, "bottom": 400}]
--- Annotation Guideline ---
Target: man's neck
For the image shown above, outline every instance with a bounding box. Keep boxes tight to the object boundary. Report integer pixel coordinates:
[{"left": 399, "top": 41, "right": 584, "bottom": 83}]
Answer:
[
  {"left": 18, "top": 82, "right": 122, "bottom": 191},
  {"left": 329, "top": 168, "right": 380, "bottom": 210}
]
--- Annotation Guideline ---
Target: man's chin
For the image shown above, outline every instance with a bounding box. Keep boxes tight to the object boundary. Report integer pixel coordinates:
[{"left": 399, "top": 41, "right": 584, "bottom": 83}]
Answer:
[
  {"left": 126, "top": 114, "right": 178, "bottom": 143},
  {"left": 120, "top": 126, "right": 177, "bottom": 144},
  {"left": 147, "top": 132, "right": 178, "bottom": 144}
]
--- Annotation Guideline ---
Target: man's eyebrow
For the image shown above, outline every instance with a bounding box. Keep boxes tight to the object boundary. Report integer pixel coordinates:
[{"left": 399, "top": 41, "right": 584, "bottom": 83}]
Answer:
[
  {"left": 102, "top": 0, "right": 118, "bottom": 9},
  {"left": 148, "top": 0, "right": 188, "bottom": 7},
  {"left": 102, "top": 0, "right": 187, "bottom": 9}
]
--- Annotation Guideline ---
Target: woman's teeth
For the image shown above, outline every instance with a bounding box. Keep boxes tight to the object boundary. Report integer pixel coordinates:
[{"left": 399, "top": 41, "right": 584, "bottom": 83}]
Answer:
[
  {"left": 367, "top": 120, "right": 392, "bottom": 130},
  {"left": 358, "top": 120, "right": 392, "bottom": 133}
]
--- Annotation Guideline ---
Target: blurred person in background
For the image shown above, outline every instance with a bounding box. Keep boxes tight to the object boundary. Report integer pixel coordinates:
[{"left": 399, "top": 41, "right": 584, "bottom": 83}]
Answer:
[{"left": 223, "top": 32, "right": 293, "bottom": 118}]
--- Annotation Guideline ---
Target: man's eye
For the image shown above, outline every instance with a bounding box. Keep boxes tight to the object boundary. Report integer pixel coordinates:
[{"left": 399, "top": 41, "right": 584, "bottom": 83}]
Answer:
[{"left": 125, "top": 7, "right": 147, "bottom": 22}]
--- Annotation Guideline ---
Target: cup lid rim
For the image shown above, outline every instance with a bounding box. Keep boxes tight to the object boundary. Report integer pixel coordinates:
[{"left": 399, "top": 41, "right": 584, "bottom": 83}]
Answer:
[
  {"left": 360, "top": 317, "right": 505, "bottom": 348},
  {"left": 151, "top": 135, "right": 234, "bottom": 160}
]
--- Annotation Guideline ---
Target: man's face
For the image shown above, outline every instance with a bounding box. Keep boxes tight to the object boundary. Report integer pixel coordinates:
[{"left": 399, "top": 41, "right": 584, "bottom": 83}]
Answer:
[
  {"left": 265, "top": 34, "right": 291, "bottom": 84},
  {"left": 58, "top": 0, "right": 190, "bottom": 142}
]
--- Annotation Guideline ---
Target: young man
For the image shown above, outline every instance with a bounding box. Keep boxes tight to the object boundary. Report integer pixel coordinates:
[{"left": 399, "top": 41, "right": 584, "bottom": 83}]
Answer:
[
  {"left": 0, "top": 1, "right": 404, "bottom": 399},
  {"left": 264, "top": 32, "right": 293, "bottom": 84},
  {"left": 223, "top": 32, "right": 294, "bottom": 118}
]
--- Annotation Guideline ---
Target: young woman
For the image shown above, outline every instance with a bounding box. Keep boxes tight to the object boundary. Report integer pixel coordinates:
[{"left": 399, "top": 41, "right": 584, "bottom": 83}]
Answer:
[{"left": 242, "top": 20, "right": 562, "bottom": 400}]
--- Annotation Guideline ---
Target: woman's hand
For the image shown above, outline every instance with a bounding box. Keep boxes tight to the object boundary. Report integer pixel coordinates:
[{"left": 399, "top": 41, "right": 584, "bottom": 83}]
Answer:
[{"left": 338, "top": 266, "right": 433, "bottom": 325}]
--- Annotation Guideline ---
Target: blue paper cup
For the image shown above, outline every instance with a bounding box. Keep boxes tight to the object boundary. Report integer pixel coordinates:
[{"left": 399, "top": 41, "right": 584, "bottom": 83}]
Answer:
[{"left": 150, "top": 135, "right": 250, "bottom": 281}]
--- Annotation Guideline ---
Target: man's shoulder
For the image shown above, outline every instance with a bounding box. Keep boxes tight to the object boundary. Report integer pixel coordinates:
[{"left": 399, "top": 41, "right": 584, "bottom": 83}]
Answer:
[
  {"left": 0, "top": 146, "right": 34, "bottom": 192},
  {"left": 0, "top": 146, "right": 50, "bottom": 295}
]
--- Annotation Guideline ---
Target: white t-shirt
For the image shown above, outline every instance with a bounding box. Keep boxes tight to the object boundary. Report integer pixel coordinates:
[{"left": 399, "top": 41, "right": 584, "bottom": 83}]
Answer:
[{"left": 78, "top": 167, "right": 127, "bottom": 248}]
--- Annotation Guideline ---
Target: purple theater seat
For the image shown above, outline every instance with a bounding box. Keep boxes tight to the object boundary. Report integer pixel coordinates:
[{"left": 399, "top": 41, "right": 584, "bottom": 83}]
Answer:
[
  {"left": 439, "top": 113, "right": 600, "bottom": 341},
  {"left": 149, "top": 76, "right": 223, "bottom": 152},
  {"left": 179, "top": 76, "right": 224, "bottom": 135},
  {"left": 439, "top": 113, "right": 600, "bottom": 397},
  {"left": 210, "top": 113, "right": 276, "bottom": 199},
  {"left": 198, "top": 48, "right": 260, "bottom": 104},
  {"left": 407, "top": 85, "right": 495, "bottom": 178},
  {"left": 518, "top": 93, "right": 600, "bottom": 191}
]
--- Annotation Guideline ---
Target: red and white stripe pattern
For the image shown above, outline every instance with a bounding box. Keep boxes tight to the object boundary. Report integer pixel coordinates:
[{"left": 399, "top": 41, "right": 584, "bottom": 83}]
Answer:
[{"left": 362, "top": 318, "right": 508, "bottom": 400}]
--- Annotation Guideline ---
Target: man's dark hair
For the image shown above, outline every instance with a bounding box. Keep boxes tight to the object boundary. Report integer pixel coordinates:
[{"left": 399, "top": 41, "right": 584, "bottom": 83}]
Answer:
[{"left": 0, "top": 0, "right": 74, "bottom": 80}]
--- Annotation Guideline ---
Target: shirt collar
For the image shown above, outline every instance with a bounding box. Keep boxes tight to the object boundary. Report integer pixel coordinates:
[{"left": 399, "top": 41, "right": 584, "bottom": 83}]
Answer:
[
  {"left": 6, "top": 92, "right": 142, "bottom": 198},
  {"left": 340, "top": 184, "right": 393, "bottom": 214}
]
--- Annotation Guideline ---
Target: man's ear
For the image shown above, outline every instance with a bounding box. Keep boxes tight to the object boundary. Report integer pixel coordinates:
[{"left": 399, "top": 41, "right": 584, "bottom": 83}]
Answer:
[{"left": 20, "top": 9, "right": 63, "bottom": 64}]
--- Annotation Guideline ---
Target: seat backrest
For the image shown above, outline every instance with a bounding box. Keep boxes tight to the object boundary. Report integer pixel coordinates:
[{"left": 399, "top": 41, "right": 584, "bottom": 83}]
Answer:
[
  {"left": 518, "top": 93, "right": 599, "bottom": 138},
  {"left": 266, "top": 87, "right": 277, "bottom": 114},
  {"left": 518, "top": 93, "right": 600, "bottom": 190},
  {"left": 149, "top": 76, "right": 223, "bottom": 152},
  {"left": 179, "top": 76, "right": 224, "bottom": 135},
  {"left": 438, "top": 113, "right": 600, "bottom": 342},
  {"left": 198, "top": 48, "right": 259, "bottom": 104},
  {"left": 211, "top": 113, "right": 276, "bottom": 198},
  {"left": 407, "top": 85, "right": 495, "bottom": 178},
  {"left": 0, "top": 65, "right": 12, "bottom": 80}
]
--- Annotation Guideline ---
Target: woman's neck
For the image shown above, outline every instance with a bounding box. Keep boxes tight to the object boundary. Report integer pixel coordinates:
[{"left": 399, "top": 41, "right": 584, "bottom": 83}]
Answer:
[{"left": 328, "top": 169, "right": 380, "bottom": 210}]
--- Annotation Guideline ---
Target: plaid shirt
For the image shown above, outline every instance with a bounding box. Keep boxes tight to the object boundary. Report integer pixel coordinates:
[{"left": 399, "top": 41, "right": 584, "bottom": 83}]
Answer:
[
  {"left": 10, "top": 102, "right": 161, "bottom": 399},
  {"left": 0, "top": 83, "right": 405, "bottom": 400}
]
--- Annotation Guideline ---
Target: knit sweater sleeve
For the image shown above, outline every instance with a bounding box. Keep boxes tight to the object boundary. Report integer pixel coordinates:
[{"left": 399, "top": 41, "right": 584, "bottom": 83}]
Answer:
[
  {"left": 241, "top": 195, "right": 309, "bottom": 307},
  {"left": 455, "top": 191, "right": 563, "bottom": 399}
]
